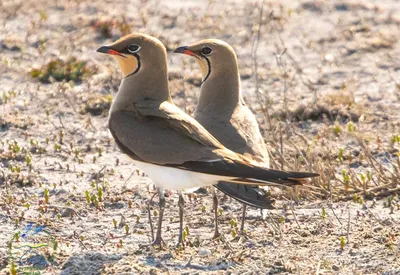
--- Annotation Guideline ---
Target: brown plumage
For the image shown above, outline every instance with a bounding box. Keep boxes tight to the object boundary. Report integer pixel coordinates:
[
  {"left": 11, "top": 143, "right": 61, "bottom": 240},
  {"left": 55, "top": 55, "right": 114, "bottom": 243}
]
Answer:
[
  {"left": 97, "top": 33, "right": 318, "bottom": 245},
  {"left": 173, "top": 39, "right": 285, "bottom": 235}
]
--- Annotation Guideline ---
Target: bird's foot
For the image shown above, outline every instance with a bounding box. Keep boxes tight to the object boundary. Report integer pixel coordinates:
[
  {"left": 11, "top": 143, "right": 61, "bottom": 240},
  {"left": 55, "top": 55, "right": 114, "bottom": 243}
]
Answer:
[
  {"left": 232, "top": 230, "right": 249, "bottom": 242},
  {"left": 212, "top": 231, "right": 221, "bottom": 240},
  {"left": 176, "top": 239, "right": 185, "bottom": 250},
  {"left": 140, "top": 236, "right": 166, "bottom": 249},
  {"left": 152, "top": 236, "right": 166, "bottom": 248}
]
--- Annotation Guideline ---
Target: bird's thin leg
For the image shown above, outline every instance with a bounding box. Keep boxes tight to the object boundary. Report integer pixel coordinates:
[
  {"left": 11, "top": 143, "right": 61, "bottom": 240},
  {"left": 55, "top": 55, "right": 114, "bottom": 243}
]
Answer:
[
  {"left": 152, "top": 187, "right": 165, "bottom": 247},
  {"left": 147, "top": 192, "right": 158, "bottom": 242},
  {"left": 240, "top": 204, "right": 247, "bottom": 235},
  {"left": 211, "top": 186, "right": 221, "bottom": 239},
  {"left": 177, "top": 191, "right": 185, "bottom": 247}
]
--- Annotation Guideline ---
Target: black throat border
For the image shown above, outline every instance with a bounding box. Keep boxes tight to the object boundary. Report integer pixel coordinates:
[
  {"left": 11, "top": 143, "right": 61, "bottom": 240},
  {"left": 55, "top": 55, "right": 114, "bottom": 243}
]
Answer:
[
  {"left": 125, "top": 53, "right": 141, "bottom": 78},
  {"left": 201, "top": 56, "right": 211, "bottom": 84}
]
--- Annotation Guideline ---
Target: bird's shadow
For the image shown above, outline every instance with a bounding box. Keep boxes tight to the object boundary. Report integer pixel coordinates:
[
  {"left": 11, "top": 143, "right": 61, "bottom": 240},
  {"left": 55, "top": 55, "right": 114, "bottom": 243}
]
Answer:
[
  {"left": 61, "top": 251, "right": 122, "bottom": 275},
  {"left": 144, "top": 255, "right": 235, "bottom": 272}
]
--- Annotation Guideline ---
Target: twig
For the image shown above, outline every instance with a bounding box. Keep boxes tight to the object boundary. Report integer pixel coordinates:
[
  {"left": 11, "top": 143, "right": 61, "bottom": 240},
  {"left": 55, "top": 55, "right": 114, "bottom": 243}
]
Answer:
[
  {"left": 57, "top": 115, "right": 65, "bottom": 128},
  {"left": 59, "top": 83, "right": 77, "bottom": 113},
  {"left": 290, "top": 201, "right": 301, "bottom": 229},
  {"left": 346, "top": 208, "right": 351, "bottom": 244},
  {"left": 340, "top": 184, "right": 400, "bottom": 200},
  {"left": 279, "top": 122, "right": 284, "bottom": 170},
  {"left": 251, "top": 0, "right": 272, "bottom": 130},
  {"left": 123, "top": 170, "right": 135, "bottom": 186},
  {"left": 219, "top": 234, "right": 235, "bottom": 253},
  {"left": 265, "top": 212, "right": 282, "bottom": 235},
  {"left": 316, "top": 259, "right": 321, "bottom": 275},
  {"left": 74, "top": 231, "right": 88, "bottom": 250},
  {"left": 328, "top": 202, "right": 343, "bottom": 226},
  {"left": 184, "top": 256, "right": 193, "bottom": 268}
]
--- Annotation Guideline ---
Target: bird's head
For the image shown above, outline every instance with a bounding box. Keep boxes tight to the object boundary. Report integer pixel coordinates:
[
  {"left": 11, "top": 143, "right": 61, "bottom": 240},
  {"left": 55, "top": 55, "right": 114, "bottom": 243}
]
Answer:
[
  {"left": 174, "top": 39, "right": 238, "bottom": 83},
  {"left": 97, "top": 33, "right": 167, "bottom": 78}
]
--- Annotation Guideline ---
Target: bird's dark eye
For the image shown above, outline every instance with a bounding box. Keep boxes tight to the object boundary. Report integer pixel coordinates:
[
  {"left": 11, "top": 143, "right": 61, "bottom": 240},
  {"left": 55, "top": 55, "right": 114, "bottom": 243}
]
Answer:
[
  {"left": 201, "top": 47, "right": 212, "bottom": 55},
  {"left": 128, "top": 44, "right": 141, "bottom": 53}
]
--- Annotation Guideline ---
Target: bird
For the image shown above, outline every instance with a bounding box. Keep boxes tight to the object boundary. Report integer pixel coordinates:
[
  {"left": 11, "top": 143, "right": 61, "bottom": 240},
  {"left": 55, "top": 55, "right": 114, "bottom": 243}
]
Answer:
[
  {"left": 174, "top": 39, "right": 273, "bottom": 238},
  {"left": 96, "top": 33, "right": 318, "bottom": 247}
]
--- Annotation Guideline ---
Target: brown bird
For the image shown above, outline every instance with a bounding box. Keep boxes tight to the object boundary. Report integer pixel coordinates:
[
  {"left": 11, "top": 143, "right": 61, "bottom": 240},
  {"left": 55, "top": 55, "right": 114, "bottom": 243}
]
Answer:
[
  {"left": 174, "top": 39, "right": 273, "bottom": 237},
  {"left": 97, "top": 33, "right": 318, "bottom": 247}
]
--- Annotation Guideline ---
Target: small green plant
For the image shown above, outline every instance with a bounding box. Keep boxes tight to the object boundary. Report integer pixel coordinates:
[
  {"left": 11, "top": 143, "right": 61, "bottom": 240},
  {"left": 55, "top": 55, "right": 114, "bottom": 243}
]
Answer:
[
  {"left": 366, "top": 170, "right": 372, "bottom": 181},
  {"left": 353, "top": 194, "right": 363, "bottom": 204},
  {"left": 80, "top": 94, "right": 112, "bottom": 116},
  {"left": 231, "top": 228, "right": 237, "bottom": 238},
  {"left": 338, "top": 148, "right": 344, "bottom": 162},
  {"left": 30, "top": 58, "right": 95, "bottom": 83},
  {"left": 9, "top": 141, "right": 21, "bottom": 153},
  {"left": 321, "top": 207, "right": 327, "bottom": 219},
  {"left": 90, "top": 194, "right": 99, "bottom": 208},
  {"left": 53, "top": 239, "right": 58, "bottom": 252},
  {"left": 25, "top": 153, "right": 32, "bottom": 166},
  {"left": 73, "top": 148, "right": 80, "bottom": 158},
  {"left": 44, "top": 188, "right": 49, "bottom": 204},
  {"left": 182, "top": 228, "right": 188, "bottom": 241},
  {"left": 85, "top": 190, "right": 90, "bottom": 203},
  {"left": 10, "top": 165, "right": 21, "bottom": 173},
  {"left": 360, "top": 173, "right": 366, "bottom": 184},
  {"left": 38, "top": 10, "right": 48, "bottom": 21},
  {"left": 342, "top": 170, "right": 350, "bottom": 190},
  {"left": 91, "top": 17, "right": 131, "bottom": 38},
  {"left": 185, "top": 225, "right": 190, "bottom": 236},
  {"left": 97, "top": 187, "right": 103, "bottom": 202},
  {"left": 340, "top": 236, "right": 345, "bottom": 250},
  {"left": 332, "top": 124, "right": 342, "bottom": 136},
  {"left": 391, "top": 135, "right": 400, "bottom": 145},
  {"left": 54, "top": 143, "right": 61, "bottom": 151},
  {"left": 347, "top": 122, "right": 356, "bottom": 132},
  {"left": 10, "top": 262, "right": 17, "bottom": 275},
  {"left": 125, "top": 224, "right": 130, "bottom": 235}
]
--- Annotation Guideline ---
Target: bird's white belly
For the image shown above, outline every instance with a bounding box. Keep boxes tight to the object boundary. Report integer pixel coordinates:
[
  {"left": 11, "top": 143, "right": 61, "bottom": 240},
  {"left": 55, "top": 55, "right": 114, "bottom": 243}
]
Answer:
[{"left": 133, "top": 160, "right": 233, "bottom": 191}]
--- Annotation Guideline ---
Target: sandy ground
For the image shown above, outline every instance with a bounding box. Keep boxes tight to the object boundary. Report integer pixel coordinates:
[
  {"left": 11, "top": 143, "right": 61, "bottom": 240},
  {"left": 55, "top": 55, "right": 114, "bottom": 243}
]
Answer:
[{"left": 1, "top": 0, "right": 400, "bottom": 274}]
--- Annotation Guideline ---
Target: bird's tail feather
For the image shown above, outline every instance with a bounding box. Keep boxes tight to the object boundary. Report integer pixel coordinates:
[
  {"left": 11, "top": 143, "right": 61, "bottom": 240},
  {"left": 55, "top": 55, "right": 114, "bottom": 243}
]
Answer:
[
  {"left": 214, "top": 181, "right": 275, "bottom": 209},
  {"left": 177, "top": 160, "right": 319, "bottom": 186}
]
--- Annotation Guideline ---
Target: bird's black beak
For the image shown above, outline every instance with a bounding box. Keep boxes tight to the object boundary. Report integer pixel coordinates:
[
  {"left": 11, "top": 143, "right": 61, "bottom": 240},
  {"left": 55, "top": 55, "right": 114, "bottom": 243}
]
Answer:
[
  {"left": 173, "top": 46, "right": 196, "bottom": 57},
  {"left": 96, "top": 46, "right": 123, "bottom": 56}
]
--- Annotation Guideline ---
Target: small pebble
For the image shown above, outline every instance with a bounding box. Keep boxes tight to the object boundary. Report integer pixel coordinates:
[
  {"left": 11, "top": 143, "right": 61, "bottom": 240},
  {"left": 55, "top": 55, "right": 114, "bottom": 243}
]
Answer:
[{"left": 198, "top": 248, "right": 211, "bottom": 257}]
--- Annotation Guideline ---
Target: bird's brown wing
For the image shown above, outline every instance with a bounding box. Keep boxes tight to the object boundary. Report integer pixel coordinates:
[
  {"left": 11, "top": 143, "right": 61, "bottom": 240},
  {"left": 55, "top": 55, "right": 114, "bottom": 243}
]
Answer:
[
  {"left": 108, "top": 109, "right": 222, "bottom": 165},
  {"left": 110, "top": 99, "right": 319, "bottom": 185}
]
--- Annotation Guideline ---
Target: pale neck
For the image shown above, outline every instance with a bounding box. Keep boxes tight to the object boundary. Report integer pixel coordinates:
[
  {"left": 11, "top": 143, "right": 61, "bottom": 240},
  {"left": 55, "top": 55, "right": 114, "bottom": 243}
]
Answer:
[
  {"left": 195, "top": 67, "right": 242, "bottom": 118},
  {"left": 111, "top": 65, "right": 171, "bottom": 113}
]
